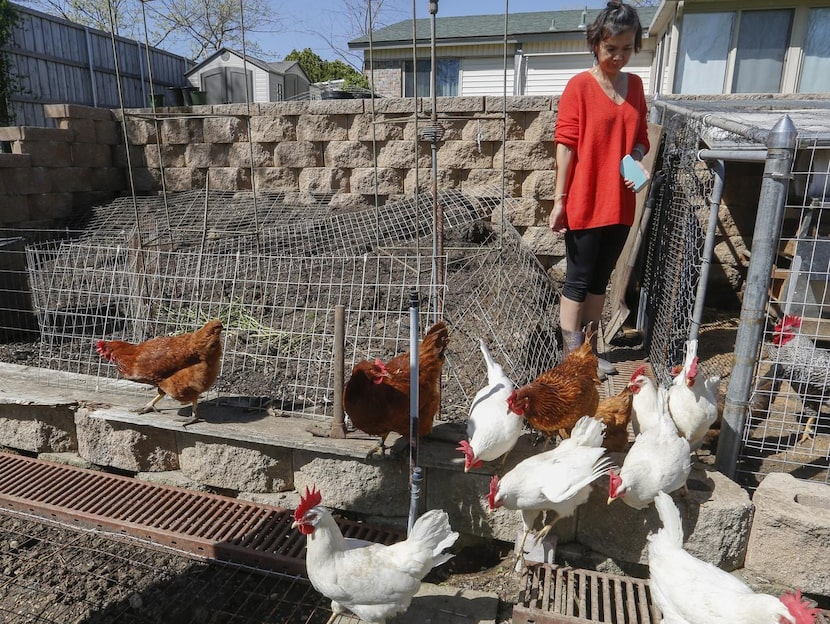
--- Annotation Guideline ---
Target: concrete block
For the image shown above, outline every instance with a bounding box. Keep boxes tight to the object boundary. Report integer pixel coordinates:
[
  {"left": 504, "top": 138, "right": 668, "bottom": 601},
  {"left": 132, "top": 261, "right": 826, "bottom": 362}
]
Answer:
[
  {"left": 70, "top": 143, "right": 111, "bottom": 167},
  {"left": 145, "top": 144, "right": 186, "bottom": 168},
  {"left": 203, "top": 116, "right": 248, "bottom": 143},
  {"left": 299, "top": 167, "right": 348, "bottom": 193},
  {"left": 273, "top": 141, "right": 321, "bottom": 167},
  {"left": 228, "top": 142, "right": 272, "bottom": 168},
  {"left": 404, "top": 167, "right": 460, "bottom": 194},
  {"left": 307, "top": 99, "right": 365, "bottom": 115},
  {"left": 350, "top": 167, "right": 402, "bottom": 195},
  {"left": 437, "top": 141, "right": 493, "bottom": 169},
  {"left": 136, "top": 469, "right": 211, "bottom": 491},
  {"left": 161, "top": 117, "right": 203, "bottom": 144},
  {"left": 5, "top": 167, "right": 51, "bottom": 193},
  {"left": 576, "top": 464, "right": 753, "bottom": 570},
  {"left": 207, "top": 167, "right": 251, "bottom": 191},
  {"left": 74, "top": 407, "right": 179, "bottom": 472},
  {"left": 0, "top": 153, "right": 31, "bottom": 168},
  {"left": 376, "top": 141, "right": 430, "bottom": 169},
  {"left": 421, "top": 96, "right": 484, "bottom": 113},
  {"left": 293, "top": 449, "right": 409, "bottom": 516},
  {"left": 370, "top": 98, "right": 421, "bottom": 114},
  {"left": 48, "top": 167, "right": 94, "bottom": 193},
  {"left": 95, "top": 120, "right": 121, "bottom": 145},
  {"left": 37, "top": 452, "right": 94, "bottom": 469},
  {"left": 745, "top": 473, "right": 830, "bottom": 596},
  {"left": 485, "top": 95, "right": 553, "bottom": 112},
  {"left": 179, "top": 438, "right": 293, "bottom": 493},
  {"left": 296, "top": 115, "right": 349, "bottom": 141},
  {"left": 57, "top": 118, "right": 95, "bottom": 142},
  {"left": 461, "top": 115, "right": 524, "bottom": 141},
  {"left": 324, "top": 140, "right": 374, "bottom": 168},
  {"left": 523, "top": 111, "right": 558, "bottom": 142},
  {"left": 253, "top": 167, "right": 298, "bottom": 191},
  {"left": 493, "top": 141, "right": 554, "bottom": 171},
  {"left": 185, "top": 143, "right": 229, "bottom": 168},
  {"left": 45, "top": 104, "right": 113, "bottom": 121},
  {"left": 250, "top": 115, "right": 295, "bottom": 142},
  {"left": 0, "top": 402, "right": 77, "bottom": 453},
  {"left": 27, "top": 193, "right": 73, "bottom": 220},
  {"left": 348, "top": 115, "right": 404, "bottom": 141}
]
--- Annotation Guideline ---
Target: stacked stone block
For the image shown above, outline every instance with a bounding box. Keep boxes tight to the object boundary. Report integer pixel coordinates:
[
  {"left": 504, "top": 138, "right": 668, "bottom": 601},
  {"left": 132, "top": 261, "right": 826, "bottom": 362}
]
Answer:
[{"left": 0, "top": 104, "right": 123, "bottom": 229}]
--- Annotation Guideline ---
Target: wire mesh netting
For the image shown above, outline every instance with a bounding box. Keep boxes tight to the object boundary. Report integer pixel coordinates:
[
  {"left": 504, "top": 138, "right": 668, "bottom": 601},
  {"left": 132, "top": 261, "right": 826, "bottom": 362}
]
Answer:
[
  {"left": 2, "top": 187, "right": 561, "bottom": 423},
  {"left": 639, "top": 108, "right": 715, "bottom": 386},
  {"left": 643, "top": 99, "right": 830, "bottom": 489},
  {"left": 742, "top": 141, "right": 830, "bottom": 488},
  {"left": 0, "top": 509, "right": 339, "bottom": 624}
]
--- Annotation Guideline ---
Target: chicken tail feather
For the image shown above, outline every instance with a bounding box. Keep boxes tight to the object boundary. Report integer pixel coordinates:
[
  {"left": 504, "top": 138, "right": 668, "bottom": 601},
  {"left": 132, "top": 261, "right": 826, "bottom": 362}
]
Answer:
[
  {"left": 408, "top": 509, "right": 459, "bottom": 564},
  {"left": 568, "top": 415, "right": 606, "bottom": 448},
  {"left": 650, "top": 491, "right": 683, "bottom": 550},
  {"left": 479, "top": 338, "right": 504, "bottom": 387}
]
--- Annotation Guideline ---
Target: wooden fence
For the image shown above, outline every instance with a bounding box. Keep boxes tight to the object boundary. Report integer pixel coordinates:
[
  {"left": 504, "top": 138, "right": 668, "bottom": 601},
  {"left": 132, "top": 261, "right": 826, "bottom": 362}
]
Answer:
[{"left": 3, "top": 3, "right": 193, "bottom": 127}]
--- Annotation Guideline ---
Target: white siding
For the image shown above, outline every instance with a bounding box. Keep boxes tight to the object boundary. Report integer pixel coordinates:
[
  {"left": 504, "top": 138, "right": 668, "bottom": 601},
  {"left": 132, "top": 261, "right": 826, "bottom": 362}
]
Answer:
[
  {"left": 524, "top": 52, "right": 653, "bottom": 96},
  {"left": 370, "top": 43, "right": 515, "bottom": 60},
  {"left": 461, "top": 57, "right": 514, "bottom": 96}
]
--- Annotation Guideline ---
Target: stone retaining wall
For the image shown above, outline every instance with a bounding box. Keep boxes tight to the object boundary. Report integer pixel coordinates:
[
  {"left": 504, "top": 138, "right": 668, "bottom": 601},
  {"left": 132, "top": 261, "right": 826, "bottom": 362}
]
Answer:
[{"left": 1, "top": 97, "right": 758, "bottom": 293}]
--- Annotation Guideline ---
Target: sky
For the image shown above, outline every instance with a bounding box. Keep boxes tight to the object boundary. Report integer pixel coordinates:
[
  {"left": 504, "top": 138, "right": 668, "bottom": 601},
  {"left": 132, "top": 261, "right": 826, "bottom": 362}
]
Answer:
[{"left": 257, "top": 0, "right": 607, "bottom": 65}]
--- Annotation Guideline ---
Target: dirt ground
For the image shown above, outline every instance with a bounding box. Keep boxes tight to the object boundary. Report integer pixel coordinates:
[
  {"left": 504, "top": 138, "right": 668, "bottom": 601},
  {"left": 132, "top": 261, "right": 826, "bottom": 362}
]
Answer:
[{"left": 0, "top": 508, "right": 520, "bottom": 624}]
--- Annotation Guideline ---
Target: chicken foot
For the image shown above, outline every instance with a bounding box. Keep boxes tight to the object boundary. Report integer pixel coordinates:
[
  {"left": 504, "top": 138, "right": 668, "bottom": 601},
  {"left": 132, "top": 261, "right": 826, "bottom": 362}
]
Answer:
[
  {"left": 137, "top": 391, "right": 202, "bottom": 426},
  {"left": 365, "top": 433, "right": 391, "bottom": 459},
  {"left": 514, "top": 512, "right": 559, "bottom": 571}
]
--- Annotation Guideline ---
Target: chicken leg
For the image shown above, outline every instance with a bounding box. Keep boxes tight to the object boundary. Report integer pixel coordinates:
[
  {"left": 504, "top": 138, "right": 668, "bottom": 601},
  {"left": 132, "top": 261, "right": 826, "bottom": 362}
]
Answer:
[
  {"left": 365, "top": 433, "right": 391, "bottom": 459},
  {"left": 137, "top": 390, "right": 166, "bottom": 415}
]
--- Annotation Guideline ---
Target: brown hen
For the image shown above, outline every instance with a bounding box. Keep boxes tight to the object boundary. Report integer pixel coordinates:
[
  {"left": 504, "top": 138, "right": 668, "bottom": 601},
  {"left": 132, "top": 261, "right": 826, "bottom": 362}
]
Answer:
[
  {"left": 507, "top": 327, "right": 600, "bottom": 441},
  {"left": 594, "top": 385, "right": 633, "bottom": 452},
  {"left": 343, "top": 321, "right": 450, "bottom": 457},
  {"left": 96, "top": 319, "right": 223, "bottom": 425}
]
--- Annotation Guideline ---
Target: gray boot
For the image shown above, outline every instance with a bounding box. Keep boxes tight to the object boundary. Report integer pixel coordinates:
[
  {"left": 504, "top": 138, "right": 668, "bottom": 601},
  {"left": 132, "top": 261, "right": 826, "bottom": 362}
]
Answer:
[{"left": 587, "top": 322, "right": 618, "bottom": 377}]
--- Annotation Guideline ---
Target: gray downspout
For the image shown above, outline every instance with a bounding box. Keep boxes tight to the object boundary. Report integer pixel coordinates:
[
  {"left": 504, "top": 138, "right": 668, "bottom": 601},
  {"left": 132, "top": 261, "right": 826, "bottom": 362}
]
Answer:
[{"left": 715, "top": 115, "right": 797, "bottom": 479}]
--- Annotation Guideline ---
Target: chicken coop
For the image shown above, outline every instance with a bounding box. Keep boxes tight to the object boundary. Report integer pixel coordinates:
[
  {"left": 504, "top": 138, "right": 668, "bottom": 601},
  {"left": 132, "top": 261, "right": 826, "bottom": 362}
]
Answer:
[{"left": 641, "top": 96, "right": 830, "bottom": 490}]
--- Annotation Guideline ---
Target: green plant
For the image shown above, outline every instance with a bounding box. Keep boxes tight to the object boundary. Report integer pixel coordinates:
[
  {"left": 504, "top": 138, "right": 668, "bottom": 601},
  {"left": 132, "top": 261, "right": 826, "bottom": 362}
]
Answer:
[{"left": 0, "top": 0, "right": 21, "bottom": 126}]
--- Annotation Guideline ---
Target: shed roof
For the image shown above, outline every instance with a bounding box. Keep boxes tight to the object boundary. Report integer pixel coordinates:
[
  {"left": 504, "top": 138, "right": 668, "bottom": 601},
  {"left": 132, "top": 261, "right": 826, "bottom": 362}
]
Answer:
[{"left": 349, "top": 7, "right": 658, "bottom": 48}]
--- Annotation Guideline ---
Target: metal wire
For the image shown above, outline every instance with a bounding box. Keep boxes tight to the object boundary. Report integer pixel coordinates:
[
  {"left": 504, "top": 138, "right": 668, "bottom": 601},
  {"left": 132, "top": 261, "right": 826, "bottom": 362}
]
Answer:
[{"left": 13, "top": 188, "right": 559, "bottom": 424}]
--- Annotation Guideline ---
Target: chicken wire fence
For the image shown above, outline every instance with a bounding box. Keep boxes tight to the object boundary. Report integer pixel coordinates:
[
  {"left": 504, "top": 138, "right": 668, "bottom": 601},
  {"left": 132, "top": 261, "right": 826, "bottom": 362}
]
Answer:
[
  {"left": 742, "top": 139, "right": 830, "bottom": 489},
  {"left": 644, "top": 98, "right": 830, "bottom": 489},
  {"left": 3, "top": 187, "right": 561, "bottom": 422}
]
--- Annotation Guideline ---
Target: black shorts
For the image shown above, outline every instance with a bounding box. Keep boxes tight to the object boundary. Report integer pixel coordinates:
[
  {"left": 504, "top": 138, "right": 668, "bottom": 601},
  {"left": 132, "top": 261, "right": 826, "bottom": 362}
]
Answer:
[{"left": 562, "top": 224, "right": 629, "bottom": 302}]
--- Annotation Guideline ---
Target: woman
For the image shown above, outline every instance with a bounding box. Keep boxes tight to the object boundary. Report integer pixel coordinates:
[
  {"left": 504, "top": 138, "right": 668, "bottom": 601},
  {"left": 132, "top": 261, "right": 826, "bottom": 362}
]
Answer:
[{"left": 550, "top": 0, "right": 650, "bottom": 378}]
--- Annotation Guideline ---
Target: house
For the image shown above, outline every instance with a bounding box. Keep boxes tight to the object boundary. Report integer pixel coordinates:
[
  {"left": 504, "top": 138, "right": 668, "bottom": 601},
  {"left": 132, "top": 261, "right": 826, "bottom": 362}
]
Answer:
[
  {"left": 651, "top": 0, "right": 830, "bottom": 95},
  {"left": 185, "top": 48, "right": 311, "bottom": 104},
  {"left": 347, "top": 7, "right": 659, "bottom": 98},
  {"left": 349, "top": 1, "right": 830, "bottom": 98}
]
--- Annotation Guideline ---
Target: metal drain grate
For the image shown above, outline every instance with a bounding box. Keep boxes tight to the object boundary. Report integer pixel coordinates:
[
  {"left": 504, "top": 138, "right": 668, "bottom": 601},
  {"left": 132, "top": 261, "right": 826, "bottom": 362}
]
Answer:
[
  {"left": 513, "top": 563, "right": 659, "bottom": 624},
  {"left": 0, "top": 452, "right": 402, "bottom": 575}
]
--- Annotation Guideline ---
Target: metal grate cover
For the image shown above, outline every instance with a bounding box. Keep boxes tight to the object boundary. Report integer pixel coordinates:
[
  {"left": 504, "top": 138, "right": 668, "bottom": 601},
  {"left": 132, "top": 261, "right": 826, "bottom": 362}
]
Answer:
[
  {"left": 513, "top": 564, "right": 658, "bottom": 624},
  {"left": 0, "top": 452, "right": 402, "bottom": 575}
]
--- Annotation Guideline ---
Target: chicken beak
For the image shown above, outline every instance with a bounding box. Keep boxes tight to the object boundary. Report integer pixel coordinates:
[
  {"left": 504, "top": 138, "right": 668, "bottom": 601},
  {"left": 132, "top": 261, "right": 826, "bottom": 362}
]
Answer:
[
  {"left": 606, "top": 496, "right": 615, "bottom": 506},
  {"left": 290, "top": 520, "right": 299, "bottom": 529}
]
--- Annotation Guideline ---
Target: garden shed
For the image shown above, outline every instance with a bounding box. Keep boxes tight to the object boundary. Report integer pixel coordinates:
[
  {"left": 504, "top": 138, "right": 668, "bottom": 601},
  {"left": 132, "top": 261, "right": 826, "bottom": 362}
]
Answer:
[{"left": 185, "top": 48, "right": 310, "bottom": 104}]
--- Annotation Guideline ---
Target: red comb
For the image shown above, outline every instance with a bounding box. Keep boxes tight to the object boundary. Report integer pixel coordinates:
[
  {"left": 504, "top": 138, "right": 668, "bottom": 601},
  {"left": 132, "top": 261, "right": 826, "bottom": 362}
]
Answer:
[
  {"left": 630, "top": 364, "right": 647, "bottom": 381},
  {"left": 456, "top": 440, "right": 472, "bottom": 455},
  {"left": 780, "top": 590, "right": 820, "bottom": 624},
  {"left": 784, "top": 315, "right": 802, "bottom": 329},
  {"left": 294, "top": 485, "right": 322, "bottom": 522},
  {"left": 608, "top": 468, "right": 622, "bottom": 498}
]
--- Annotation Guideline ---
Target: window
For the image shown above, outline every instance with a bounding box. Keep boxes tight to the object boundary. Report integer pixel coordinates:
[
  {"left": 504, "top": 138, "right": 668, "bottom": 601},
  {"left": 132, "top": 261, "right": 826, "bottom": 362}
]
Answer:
[
  {"left": 674, "top": 12, "right": 733, "bottom": 94},
  {"left": 799, "top": 8, "right": 830, "bottom": 93},
  {"left": 672, "top": 7, "right": 829, "bottom": 95},
  {"left": 403, "top": 59, "right": 459, "bottom": 97},
  {"left": 732, "top": 10, "right": 792, "bottom": 93}
]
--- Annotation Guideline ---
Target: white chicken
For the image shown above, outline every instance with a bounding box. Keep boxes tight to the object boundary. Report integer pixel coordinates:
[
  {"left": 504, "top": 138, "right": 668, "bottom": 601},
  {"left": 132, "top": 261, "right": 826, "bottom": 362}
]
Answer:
[
  {"left": 487, "top": 415, "right": 614, "bottom": 556},
  {"left": 667, "top": 339, "right": 720, "bottom": 451},
  {"left": 648, "top": 490, "right": 819, "bottom": 624},
  {"left": 608, "top": 387, "right": 691, "bottom": 509},
  {"left": 457, "top": 339, "right": 523, "bottom": 471},
  {"left": 629, "top": 364, "right": 661, "bottom": 436},
  {"left": 292, "top": 486, "right": 458, "bottom": 624}
]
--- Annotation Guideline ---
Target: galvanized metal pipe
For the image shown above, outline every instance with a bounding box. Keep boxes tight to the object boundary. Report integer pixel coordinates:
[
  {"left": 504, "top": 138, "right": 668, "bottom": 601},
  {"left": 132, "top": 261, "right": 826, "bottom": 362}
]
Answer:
[
  {"left": 688, "top": 159, "right": 724, "bottom": 343},
  {"left": 408, "top": 289, "right": 421, "bottom": 533},
  {"left": 716, "top": 115, "right": 797, "bottom": 479}
]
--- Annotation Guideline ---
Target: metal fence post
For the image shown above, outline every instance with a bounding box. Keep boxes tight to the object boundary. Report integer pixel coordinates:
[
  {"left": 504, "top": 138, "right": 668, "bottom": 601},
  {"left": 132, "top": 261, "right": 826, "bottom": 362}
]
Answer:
[{"left": 716, "top": 115, "right": 797, "bottom": 479}]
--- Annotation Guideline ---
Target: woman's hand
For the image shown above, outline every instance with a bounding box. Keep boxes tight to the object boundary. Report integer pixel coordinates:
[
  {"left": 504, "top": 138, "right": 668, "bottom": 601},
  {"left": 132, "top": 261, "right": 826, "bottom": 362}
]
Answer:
[
  {"left": 623, "top": 159, "right": 651, "bottom": 191},
  {"left": 549, "top": 198, "right": 567, "bottom": 234}
]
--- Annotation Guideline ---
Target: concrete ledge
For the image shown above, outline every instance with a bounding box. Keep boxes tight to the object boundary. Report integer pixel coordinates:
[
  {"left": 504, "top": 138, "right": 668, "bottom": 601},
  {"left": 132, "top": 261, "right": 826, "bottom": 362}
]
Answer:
[{"left": 745, "top": 473, "right": 830, "bottom": 595}]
